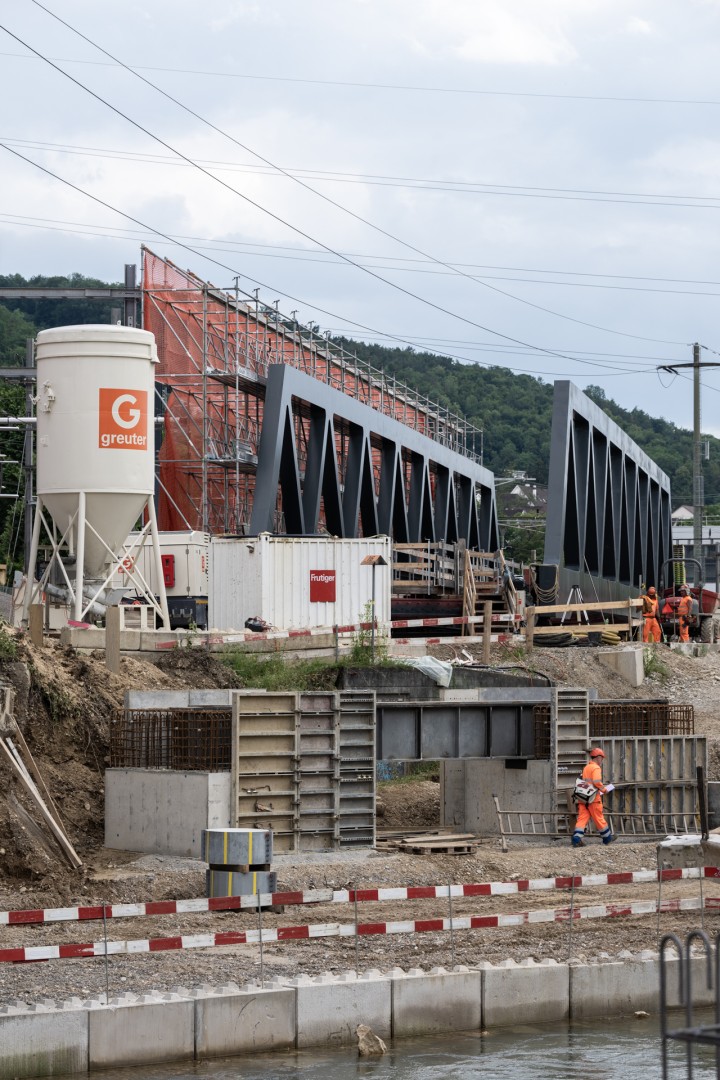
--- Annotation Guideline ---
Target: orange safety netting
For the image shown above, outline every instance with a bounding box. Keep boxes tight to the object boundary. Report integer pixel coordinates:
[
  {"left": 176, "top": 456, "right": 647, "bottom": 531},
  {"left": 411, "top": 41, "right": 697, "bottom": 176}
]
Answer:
[{"left": 142, "top": 248, "right": 436, "bottom": 534}]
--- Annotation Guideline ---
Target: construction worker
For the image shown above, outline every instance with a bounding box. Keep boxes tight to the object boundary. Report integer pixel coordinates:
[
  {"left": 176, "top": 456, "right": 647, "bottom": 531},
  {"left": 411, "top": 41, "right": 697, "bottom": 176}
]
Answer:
[
  {"left": 676, "top": 585, "right": 693, "bottom": 643},
  {"left": 641, "top": 585, "right": 662, "bottom": 643},
  {"left": 572, "top": 747, "right": 616, "bottom": 847}
]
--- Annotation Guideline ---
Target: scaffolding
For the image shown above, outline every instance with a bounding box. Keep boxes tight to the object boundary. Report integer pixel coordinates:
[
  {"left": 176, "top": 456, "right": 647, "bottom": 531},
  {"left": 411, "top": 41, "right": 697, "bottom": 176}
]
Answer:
[{"left": 142, "top": 248, "right": 486, "bottom": 538}]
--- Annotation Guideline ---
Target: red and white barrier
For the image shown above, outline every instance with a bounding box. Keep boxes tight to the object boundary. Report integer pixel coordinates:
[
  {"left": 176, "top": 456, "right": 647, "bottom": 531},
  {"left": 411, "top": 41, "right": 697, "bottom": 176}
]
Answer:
[
  {"left": 154, "top": 612, "right": 520, "bottom": 649},
  {"left": 0, "top": 867, "right": 708, "bottom": 928},
  {"left": 3, "top": 895, "right": 714, "bottom": 964}
]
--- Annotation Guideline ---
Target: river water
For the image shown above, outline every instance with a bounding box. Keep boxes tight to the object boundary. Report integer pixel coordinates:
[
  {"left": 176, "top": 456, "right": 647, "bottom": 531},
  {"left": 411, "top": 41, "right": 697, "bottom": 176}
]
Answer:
[{"left": 66, "top": 1014, "right": 719, "bottom": 1079}]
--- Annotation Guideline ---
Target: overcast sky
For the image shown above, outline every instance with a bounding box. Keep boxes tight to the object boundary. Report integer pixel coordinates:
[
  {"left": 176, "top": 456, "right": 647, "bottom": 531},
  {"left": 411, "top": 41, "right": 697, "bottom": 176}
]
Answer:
[{"left": 3, "top": 1, "right": 720, "bottom": 434}]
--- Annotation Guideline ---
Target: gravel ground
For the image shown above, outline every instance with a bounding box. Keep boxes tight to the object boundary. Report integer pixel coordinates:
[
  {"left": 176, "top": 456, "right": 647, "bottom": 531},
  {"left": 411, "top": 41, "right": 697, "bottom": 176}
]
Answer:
[{"left": 1, "top": 837, "right": 717, "bottom": 1006}]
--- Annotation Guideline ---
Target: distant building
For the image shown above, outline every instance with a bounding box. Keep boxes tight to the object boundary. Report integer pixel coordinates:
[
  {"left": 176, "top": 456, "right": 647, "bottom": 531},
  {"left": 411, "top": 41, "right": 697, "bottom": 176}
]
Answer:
[
  {"left": 508, "top": 483, "right": 548, "bottom": 514},
  {"left": 671, "top": 504, "right": 694, "bottom": 524}
]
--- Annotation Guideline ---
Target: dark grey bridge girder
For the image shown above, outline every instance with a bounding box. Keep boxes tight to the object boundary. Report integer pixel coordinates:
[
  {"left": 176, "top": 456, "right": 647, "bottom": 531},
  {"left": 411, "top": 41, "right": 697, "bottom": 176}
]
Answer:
[
  {"left": 544, "top": 382, "right": 672, "bottom": 600},
  {"left": 377, "top": 700, "right": 536, "bottom": 760},
  {"left": 250, "top": 364, "right": 498, "bottom": 547}
]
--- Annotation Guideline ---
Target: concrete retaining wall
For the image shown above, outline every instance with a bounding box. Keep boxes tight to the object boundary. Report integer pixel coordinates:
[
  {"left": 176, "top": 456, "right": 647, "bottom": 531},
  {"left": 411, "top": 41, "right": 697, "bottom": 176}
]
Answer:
[
  {"left": 0, "top": 955, "right": 699, "bottom": 1078},
  {"left": 105, "top": 769, "right": 232, "bottom": 857}
]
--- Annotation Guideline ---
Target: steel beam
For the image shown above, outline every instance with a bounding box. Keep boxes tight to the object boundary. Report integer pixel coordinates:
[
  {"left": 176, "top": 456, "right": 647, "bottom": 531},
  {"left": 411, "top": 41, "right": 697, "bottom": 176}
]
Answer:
[
  {"left": 544, "top": 382, "right": 672, "bottom": 600},
  {"left": 250, "top": 364, "right": 498, "bottom": 546}
]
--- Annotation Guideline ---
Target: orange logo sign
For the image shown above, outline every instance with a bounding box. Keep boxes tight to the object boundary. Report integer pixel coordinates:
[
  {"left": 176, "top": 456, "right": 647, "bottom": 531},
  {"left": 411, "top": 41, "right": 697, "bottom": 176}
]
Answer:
[{"left": 98, "top": 389, "right": 148, "bottom": 450}]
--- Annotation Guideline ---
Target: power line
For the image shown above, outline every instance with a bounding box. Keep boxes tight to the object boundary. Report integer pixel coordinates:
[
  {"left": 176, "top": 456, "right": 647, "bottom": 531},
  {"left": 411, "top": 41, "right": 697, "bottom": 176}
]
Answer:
[
  {"left": 5, "top": 48, "right": 720, "bottom": 108},
  {"left": 0, "top": 141, "right": 659, "bottom": 382},
  {"left": 19, "top": 3, "right": 686, "bottom": 349},
  {"left": 6, "top": 208, "right": 720, "bottom": 304},
  {"left": 7, "top": 136, "right": 720, "bottom": 211},
  {"left": 1, "top": 18, "right": 634, "bottom": 372}
]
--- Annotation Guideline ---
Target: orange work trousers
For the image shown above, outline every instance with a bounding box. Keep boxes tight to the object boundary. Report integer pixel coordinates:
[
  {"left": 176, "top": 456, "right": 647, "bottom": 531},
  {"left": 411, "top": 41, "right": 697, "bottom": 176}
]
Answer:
[
  {"left": 642, "top": 616, "right": 662, "bottom": 643},
  {"left": 679, "top": 617, "right": 690, "bottom": 643},
  {"left": 574, "top": 798, "right": 609, "bottom": 836}
]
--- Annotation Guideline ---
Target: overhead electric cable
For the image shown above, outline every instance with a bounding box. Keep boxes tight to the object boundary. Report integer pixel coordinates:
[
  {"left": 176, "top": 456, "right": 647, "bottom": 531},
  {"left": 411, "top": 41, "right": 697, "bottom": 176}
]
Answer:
[
  {"left": 0, "top": 140, "right": 658, "bottom": 382},
  {"left": 4, "top": 48, "right": 720, "bottom": 108},
  {"left": 23, "top": 2, "right": 686, "bottom": 349},
  {"left": 7, "top": 135, "right": 720, "bottom": 211},
  {"left": 1, "top": 22, "right": 653, "bottom": 372}
]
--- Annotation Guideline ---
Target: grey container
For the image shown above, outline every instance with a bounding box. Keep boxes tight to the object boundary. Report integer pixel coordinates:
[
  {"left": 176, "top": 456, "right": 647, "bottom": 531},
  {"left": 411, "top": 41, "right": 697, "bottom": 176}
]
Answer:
[
  {"left": 201, "top": 828, "right": 272, "bottom": 866},
  {"left": 206, "top": 869, "right": 277, "bottom": 898}
]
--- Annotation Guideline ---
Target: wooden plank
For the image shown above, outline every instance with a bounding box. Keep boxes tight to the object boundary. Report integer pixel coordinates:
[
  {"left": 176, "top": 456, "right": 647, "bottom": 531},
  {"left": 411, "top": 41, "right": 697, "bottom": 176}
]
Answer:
[
  {"left": 12, "top": 722, "right": 65, "bottom": 826},
  {"left": 530, "top": 598, "right": 642, "bottom": 616},
  {"left": 532, "top": 623, "right": 632, "bottom": 636},
  {"left": 0, "top": 739, "right": 82, "bottom": 869}
]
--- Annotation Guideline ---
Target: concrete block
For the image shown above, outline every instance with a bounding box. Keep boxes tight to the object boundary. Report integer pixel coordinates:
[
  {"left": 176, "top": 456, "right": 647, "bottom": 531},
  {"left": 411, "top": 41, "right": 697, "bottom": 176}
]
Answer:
[
  {"left": 598, "top": 646, "right": 644, "bottom": 688},
  {"left": 657, "top": 835, "right": 703, "bottom": 869},
  {"left": 105, "top": 768, "right": 231, "bottom": 856},
  {"left": 125, "top": 690, "right": 190, "bottom": 709},
  {"left": 570, "top": 958, "right": 660, "bottom": 1019},
  {"left": 295, "top": 976, "right": 391, "bottom": 1048},
  {"left": 483, "top": 960, "right": 569, "bottom": 1027},
  {"left": 189, "top": 689, "right": 234, "bottom": 707},
  {"left": 206, "top": 869, "right": 276, "bottom": 897},
  {"left": 195, "top": 987, "right": 295, "bottom": 1056},
  {"left": 89, "top": 999, "right": 194, "bottom": 1068},
  {"left": 392, "top": 969, "right": 482, "bottom": 1037},
  {"left": 202, "top": 828, "right": 273, "bottom": 866},
  {"left": 0, "top": 1010, "right": 88, "bottom": 1078}
]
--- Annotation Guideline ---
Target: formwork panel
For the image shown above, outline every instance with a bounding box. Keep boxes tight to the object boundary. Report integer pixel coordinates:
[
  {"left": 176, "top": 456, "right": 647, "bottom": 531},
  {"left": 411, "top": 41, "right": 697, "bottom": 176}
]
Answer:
[
  {"left": 231, "top": 689, "right": 375, "bottom": 852},
  {"left": 598, "top": 736, "right": 705, "bottom": 822}
]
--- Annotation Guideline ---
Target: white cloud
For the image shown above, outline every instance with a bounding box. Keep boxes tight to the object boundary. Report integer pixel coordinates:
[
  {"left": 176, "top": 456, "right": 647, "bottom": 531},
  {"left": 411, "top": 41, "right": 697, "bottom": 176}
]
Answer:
[{"left": 625, "top": 16, "right": 653, "bottom": 35}]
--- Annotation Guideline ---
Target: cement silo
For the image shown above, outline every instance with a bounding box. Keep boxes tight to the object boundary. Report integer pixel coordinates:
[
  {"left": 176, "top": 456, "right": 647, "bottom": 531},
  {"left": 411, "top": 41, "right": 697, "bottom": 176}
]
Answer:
[{"left": 23, "top": 325, "right": 169, "bottom": 626}]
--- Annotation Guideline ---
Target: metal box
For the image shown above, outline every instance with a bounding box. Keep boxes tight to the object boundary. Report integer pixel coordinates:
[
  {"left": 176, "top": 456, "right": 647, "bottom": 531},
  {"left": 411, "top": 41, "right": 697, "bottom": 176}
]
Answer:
[
  {"left": 111, "top": 530, "right": 209, "bottom": 598},
  {"left": 206, "top": 869, "right": 277, "bottom": 898},
  {"left": 208, "top": 534, "right": 392, "bottom": 631},
  {"left": 202, "top": 827, "right": 272, "bottom": 867}
]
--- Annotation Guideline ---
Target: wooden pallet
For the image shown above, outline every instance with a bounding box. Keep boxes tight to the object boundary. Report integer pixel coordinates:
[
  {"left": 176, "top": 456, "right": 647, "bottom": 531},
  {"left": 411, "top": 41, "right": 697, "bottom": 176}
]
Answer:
[{"left": 379, "top": 831, "right": 479, "bottom": 856}]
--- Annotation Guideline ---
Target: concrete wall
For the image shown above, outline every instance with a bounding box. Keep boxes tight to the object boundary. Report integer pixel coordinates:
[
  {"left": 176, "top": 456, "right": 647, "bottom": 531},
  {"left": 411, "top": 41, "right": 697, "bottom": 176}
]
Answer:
[
  {"left": 104, "top": 769, "right": 232, "bottom": 857},
  {"left": 441, "top": 758, "right": 553, "bottom": 833},
  {"left": 0, "top": 955, "right": 698, "bottom": 1079}
]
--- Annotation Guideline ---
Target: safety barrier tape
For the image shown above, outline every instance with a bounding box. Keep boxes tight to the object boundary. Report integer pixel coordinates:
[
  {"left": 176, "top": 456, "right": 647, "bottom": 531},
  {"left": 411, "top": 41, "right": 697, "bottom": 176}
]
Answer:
[
  {"left": 3, "top": 895, "right": 714, "bottom": 964},
  {"left": 153, "top": 612, "right": 519, "bottom": 649},
  {"left": 0, "top": 867, "right": 709, "bottom": 927}
]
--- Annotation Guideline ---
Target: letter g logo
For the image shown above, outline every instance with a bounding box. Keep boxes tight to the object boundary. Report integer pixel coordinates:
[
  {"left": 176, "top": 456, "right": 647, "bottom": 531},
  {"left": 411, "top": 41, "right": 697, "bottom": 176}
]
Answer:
[{"left": 111, "top": 393, "right": 141, "bottom": 429}]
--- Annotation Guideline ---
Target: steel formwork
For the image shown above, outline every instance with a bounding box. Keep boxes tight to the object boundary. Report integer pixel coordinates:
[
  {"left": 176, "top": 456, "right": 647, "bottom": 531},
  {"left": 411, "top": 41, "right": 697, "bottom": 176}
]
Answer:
[
  {"left": 544, "top": 381, "right": 672, "bottom": 600},
  {"left": 142, "top": 248, "right": 490, "bottom": 541}
]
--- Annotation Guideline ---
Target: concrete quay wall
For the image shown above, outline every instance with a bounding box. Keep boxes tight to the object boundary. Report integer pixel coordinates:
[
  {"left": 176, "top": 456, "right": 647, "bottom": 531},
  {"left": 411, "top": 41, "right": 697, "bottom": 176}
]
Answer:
[{"left": 0, "top": 956, "right": 696, "bottom": 1078}]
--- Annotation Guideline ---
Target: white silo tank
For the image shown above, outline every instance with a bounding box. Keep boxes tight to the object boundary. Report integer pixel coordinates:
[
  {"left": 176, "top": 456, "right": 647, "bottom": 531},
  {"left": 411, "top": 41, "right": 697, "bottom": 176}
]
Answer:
[
  {"left": 36, "top": 324, "right": 157, "bottom": 575},
  {"left": 24, "top": 324, "right": 169, "bottom": 626}
]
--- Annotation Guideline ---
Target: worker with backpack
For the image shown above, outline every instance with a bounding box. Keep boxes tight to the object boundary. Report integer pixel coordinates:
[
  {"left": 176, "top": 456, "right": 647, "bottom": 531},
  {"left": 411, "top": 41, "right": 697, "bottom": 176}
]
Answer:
[{"left": 572, "top": 747, "right": 617, "bottom": 847}]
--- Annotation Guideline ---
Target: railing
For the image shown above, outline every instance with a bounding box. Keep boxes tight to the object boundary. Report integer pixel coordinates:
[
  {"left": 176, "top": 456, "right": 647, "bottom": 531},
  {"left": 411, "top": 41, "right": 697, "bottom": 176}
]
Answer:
[{"left": 493, "top": 796, "right": 699, "bottom": 852}]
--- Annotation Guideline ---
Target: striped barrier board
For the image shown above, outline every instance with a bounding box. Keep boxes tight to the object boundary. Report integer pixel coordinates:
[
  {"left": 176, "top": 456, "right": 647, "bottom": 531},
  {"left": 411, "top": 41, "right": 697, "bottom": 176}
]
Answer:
[
  {"left": 2, "top": 895, "right": 715, "bottom": 964},
  {"left": 155, "top": 613, "right": 520, "bottom": 649},
  {"left": 0, "top": 867, "right": 710, "bottom": 927}
]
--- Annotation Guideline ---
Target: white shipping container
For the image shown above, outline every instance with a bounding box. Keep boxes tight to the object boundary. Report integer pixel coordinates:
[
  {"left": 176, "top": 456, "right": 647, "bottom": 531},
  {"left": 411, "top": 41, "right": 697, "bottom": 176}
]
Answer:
[
  {"left": 111, "top": 531, "right": 209, "bottom": 597},
  {"left": 209, "top": 535, "right": 392, "bottom": 632}
]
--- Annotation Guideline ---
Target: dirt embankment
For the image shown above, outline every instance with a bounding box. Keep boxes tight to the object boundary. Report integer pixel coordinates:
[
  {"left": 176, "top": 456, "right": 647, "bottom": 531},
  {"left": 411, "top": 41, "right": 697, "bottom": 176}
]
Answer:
[{"left": 0, "top": 635, "right": 244, "bottom": 889}]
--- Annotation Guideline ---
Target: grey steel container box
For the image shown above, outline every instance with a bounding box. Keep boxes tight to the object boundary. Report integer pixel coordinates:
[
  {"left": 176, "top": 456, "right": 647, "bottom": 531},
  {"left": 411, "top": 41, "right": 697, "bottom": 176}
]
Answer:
[
  {"left": 202, "top": 828, "right": 272, "bottom": 866},
  {"left": 206, "top": 869, "right": 277, "bottom": 898}
]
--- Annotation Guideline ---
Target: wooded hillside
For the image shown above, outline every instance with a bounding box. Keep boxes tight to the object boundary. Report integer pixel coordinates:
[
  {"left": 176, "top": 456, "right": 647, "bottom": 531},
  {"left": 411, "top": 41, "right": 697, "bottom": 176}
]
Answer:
[{"left": 0, "top": 275, "right": 716, "bottom": 567}]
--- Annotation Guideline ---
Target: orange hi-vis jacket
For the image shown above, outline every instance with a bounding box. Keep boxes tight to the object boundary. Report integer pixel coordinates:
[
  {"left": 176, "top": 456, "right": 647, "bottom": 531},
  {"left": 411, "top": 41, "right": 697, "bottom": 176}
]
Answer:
[
  {"left": 582, "top": 760, "right": 608, "bottom": 798},
  {"left": 678, "top": 595, "right": 693, "bottom": 621},
  {"left": 642, "top": 594, "right": 660, "bottom": 619}
]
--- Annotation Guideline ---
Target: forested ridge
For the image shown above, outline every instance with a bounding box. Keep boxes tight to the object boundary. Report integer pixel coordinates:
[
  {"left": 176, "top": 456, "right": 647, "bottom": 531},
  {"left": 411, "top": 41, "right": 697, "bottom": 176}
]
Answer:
[
  {"left": 0, "top": 275, "right": 715, "bottom": 566},
  {"left": 341, "top": 337, "right": 719, "bottom": 510}
]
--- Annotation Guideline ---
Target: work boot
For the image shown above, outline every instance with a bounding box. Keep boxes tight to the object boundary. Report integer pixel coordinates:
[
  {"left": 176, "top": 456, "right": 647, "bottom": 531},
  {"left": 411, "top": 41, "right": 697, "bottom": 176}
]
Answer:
[
  {"left": 571, "top": 838, "right": 586, "bottom": 847},
  {"left": 603, "top": 834, "right": 617, "bottom": 845}
]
